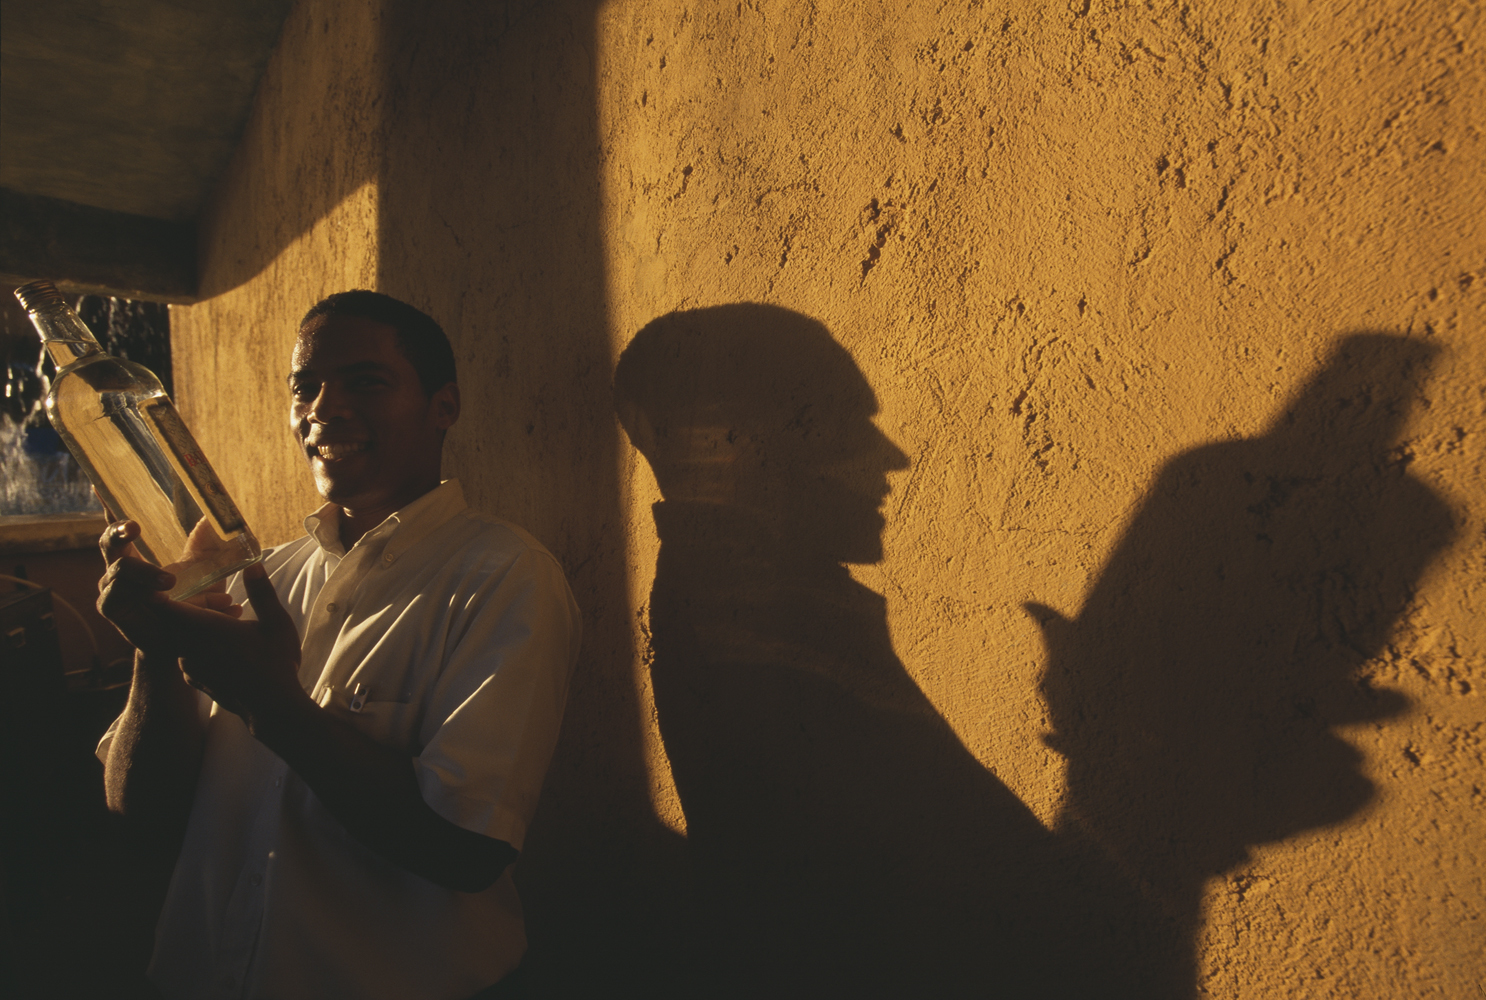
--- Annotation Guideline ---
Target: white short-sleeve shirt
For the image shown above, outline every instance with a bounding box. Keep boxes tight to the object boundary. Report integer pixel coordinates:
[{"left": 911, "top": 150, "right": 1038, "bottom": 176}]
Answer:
[{"left": 100, "top": 480, "right": 581, "bottom": 1000}]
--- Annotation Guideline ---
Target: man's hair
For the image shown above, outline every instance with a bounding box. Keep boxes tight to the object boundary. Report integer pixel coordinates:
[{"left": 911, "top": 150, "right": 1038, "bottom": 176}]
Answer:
[{"left": 301, "top": 290, "right": 457, "bottom": 397}]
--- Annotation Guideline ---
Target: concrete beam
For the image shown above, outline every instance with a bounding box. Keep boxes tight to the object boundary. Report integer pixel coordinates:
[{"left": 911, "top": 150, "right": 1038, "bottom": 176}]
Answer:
[
  {"left": 0, "top": 188, "right": 195, "bottom": 303},
  {"left": 1, "top": 0, "right": 295, "bottom": 223}
]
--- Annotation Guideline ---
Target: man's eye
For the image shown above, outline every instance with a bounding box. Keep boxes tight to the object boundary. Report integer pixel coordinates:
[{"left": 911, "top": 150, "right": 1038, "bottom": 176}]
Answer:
[{"left": 291, "top": 383, "right": 316, "bottom": 399}]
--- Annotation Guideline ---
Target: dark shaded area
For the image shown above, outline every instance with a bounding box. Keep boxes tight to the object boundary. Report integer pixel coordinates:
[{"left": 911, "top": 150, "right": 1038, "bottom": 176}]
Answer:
[
  {"left": 1032, "top": 333, "right": 1457, "bottom": 995},
  {"left": 1, "top": 586, "right": 160, "bottom": 999},
  {"left": 370, "top": 3, "right": 688, "bottom": 995},
  {"left": 615, "top": 305, "right": 1157, "bottom": 998}
]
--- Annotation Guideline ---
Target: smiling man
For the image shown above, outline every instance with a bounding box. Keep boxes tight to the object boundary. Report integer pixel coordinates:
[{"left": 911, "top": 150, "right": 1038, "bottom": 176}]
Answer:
[{"left": 97, "top": 291, "right": 581, "bottom": 999}]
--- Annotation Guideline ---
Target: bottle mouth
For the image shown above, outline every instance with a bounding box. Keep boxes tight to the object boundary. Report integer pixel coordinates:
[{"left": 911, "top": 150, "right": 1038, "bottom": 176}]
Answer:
[{"left": 14, "top": 280, "right": 65, "bottom": 312}]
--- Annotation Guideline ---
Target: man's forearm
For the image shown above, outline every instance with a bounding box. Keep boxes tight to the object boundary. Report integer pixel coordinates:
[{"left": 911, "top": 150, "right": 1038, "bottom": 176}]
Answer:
[
  {"left": 251, "top": 695, "right": 516, "bottom": 893},
  {"left": 103, "top": 651, "right": 206, "bottom": 848}
]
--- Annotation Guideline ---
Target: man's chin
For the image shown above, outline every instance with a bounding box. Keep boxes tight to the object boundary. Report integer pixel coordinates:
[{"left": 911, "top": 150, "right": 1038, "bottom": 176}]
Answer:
[
  {"left": 832, "top": 514, "right": 887, "bottom": 565},
  {"left": 311, "top": 470, "right": 364, "bottom": 507}
]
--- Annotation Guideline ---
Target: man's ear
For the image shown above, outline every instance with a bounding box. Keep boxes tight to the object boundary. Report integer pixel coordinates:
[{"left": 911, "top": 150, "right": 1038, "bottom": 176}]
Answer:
[{"left": 431, "top": 382, "right": 461, "bottom": 430}]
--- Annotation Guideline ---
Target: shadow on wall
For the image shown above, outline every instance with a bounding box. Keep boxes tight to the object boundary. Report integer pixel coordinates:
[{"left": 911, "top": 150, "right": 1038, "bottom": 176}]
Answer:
[
  {"left": 616, "top": 311, "right": 1455, "bottom": 999},
  {"left": 1031, "top": 332, "right": 1456, "bottom": 995},
  {"left": 617, "top": 304, "right": 1137, "bottom": 997}
]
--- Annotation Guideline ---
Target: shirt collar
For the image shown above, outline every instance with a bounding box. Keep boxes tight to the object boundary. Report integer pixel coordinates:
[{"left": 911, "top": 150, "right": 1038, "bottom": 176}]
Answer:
[{"left": 302, "top": 480, "right": 468, "bottom": 563}]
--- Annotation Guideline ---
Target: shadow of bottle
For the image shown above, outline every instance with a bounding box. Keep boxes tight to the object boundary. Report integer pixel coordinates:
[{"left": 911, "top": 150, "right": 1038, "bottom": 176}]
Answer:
[
  {"left": 1030, "top": 333, "right": 1457, "bottom": 997},
  {"left": 615, "top": 304, "right": 1140, "bottom": 998}
]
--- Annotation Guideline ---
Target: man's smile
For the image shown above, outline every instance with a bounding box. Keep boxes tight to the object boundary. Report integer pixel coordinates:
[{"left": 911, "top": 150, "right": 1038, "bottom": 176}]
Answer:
[{"left": 308, "top": 441, "right": 372, "bottom": 461}]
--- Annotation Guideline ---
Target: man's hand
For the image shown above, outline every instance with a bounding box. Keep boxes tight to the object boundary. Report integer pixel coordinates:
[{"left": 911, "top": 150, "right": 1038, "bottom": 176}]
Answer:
[
  {"left": 97, "top": 519, "right": 304, "bottom": 730},
  {"left": 172, "top": 562, "right": 308, "bottom": 733},
  {"left": 97, "top": 519, "right": 240, "bottom": 657}
]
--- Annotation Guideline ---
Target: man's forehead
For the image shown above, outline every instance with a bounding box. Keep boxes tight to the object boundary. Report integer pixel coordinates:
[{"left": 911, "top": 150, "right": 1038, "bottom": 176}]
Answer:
[{"left": 291, "top": 315, "right": 404, "bottom": 370}]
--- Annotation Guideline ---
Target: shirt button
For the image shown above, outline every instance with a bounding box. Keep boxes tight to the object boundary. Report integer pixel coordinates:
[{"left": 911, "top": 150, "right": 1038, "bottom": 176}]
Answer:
[
  {"left": 326, "top": 602, "right": 338, "bottom": 614},
  {"left": 383, "top": 553, "right": 394, "bottom": 564}
]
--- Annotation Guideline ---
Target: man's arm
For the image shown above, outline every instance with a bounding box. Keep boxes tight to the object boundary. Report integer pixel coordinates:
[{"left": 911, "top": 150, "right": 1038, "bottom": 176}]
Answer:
[
  {"left": 135, "top": 556, "right": 517, "bottom": 894},
  {"left": 252, "top": 699, "right": 518, "bottom": 893},
  {"left": 102, "top": 651, "right": 206, "bottom": 849},
  {"left": 96, "top": 522, "right": 211, "bottom": 850}
]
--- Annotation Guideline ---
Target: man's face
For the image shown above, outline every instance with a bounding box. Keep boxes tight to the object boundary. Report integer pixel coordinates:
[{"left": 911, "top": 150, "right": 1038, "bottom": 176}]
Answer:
[{"left": 288, "top": 314, "right": 458, "bottom": 514}]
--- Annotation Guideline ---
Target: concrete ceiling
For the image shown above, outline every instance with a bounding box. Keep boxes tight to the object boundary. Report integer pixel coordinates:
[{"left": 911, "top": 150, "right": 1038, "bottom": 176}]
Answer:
[{"left": 0, "top": 0, "right": 295, "bottom": 300}]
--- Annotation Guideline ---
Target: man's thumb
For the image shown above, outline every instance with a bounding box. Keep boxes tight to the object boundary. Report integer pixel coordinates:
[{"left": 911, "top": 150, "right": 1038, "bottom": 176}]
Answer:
[{"left": 243, "top": 562, "right": 298, "bottom": 640}]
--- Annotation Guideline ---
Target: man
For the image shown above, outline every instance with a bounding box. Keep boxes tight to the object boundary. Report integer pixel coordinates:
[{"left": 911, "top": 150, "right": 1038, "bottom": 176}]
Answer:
[{"left": 97, "top": 291, "right": 580, "bottom": 999}]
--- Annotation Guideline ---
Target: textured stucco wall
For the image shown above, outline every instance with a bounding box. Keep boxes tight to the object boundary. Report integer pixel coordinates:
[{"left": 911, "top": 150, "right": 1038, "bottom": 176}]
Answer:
[
  {"left": 596, "top": 3, "right": 1483, "bottom": 996},
  {"left": 172, "top": 1, "right": 1481, "bottom": 996}
]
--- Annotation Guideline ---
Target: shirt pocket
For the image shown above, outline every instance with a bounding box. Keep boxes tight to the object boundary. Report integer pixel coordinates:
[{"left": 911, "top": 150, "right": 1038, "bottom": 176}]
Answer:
[{"left": 320, "top": 684, "right": 422, "bottom": 755}]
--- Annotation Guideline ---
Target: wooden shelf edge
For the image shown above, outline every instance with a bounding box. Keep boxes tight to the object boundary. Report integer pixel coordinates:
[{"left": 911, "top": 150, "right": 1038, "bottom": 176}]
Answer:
[{"left": 0, "top": 513, "right": 108, "bottom": 555}]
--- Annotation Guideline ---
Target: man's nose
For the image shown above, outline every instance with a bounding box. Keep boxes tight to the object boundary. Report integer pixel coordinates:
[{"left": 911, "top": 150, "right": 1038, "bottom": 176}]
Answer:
[{"left": 304, "top": 382, "right": 353, "bottom": 423}]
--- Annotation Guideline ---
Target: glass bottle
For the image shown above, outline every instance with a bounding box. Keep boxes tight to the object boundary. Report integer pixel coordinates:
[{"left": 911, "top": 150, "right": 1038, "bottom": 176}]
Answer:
[{"left": 14, "top": 280, "right": 262, "bottom": 599}]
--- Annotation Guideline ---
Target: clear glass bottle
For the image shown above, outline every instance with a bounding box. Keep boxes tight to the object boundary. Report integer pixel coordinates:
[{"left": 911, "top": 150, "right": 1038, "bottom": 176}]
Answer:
[{"left": 15, "top": 280, "right": 262, "bottom": 599}]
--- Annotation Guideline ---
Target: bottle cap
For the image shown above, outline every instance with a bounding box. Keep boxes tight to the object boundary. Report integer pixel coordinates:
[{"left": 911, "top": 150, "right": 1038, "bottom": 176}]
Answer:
[{"left": 13, "top": 280, "right": 65, "bottom": 312}]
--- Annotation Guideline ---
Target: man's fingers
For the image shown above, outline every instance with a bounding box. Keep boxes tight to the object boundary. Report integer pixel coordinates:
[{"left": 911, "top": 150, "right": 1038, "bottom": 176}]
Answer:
[
  {"left": 99, "top": 519, "right": 143, "bottom": 565},
  {"left": 99, "top": 520, "right": 128, "bottom": 562},
  {"left": 95, "top": 520, "right": 175, "bottom": 657},
  {"left": 184, "top": 591, "right": 241, "bottom": 614},
  {"left": 95, "top": 550, "right": 178, "bottom": 656},
  {"left": 99, "top": 551, "right": 175, "bottom": 599}
]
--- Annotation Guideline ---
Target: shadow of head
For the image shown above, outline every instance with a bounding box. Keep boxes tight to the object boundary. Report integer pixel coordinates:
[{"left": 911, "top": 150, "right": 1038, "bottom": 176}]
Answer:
[
  {"left": 1030, "top": 333, "right": 1456, "bottom": 883},
  {"left": 615, "top": 304, "right": 909, "bottom": 564}
]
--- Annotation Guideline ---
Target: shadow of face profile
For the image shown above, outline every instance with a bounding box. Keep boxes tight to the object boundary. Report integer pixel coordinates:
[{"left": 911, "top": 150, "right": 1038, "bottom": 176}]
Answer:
[
  {"left": 615, "top": 304, "right": 908, "bottom": 565},
  {"left": 615, "top": 305, "right": 1102, "bottom": 997},
  {"left": 1033, "top": 333, "right": 1456, "bottom": 888}
]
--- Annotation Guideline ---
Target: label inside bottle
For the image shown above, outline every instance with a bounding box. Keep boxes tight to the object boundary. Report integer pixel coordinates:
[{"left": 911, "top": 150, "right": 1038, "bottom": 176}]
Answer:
[{"left": 141, "top": 400, "right": 248, "bottom": 534}]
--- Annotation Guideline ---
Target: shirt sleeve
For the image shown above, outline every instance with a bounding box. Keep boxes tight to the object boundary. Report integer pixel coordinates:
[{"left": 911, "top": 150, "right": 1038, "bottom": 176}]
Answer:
[{"left": 410, "top": 546, "right": 581, "bottom": 852}]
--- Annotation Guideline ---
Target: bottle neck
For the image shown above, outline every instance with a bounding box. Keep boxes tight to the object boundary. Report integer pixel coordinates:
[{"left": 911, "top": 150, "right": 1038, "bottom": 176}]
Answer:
[{"left": 27, "top": 302, "right": 105, "bottom": 369}]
